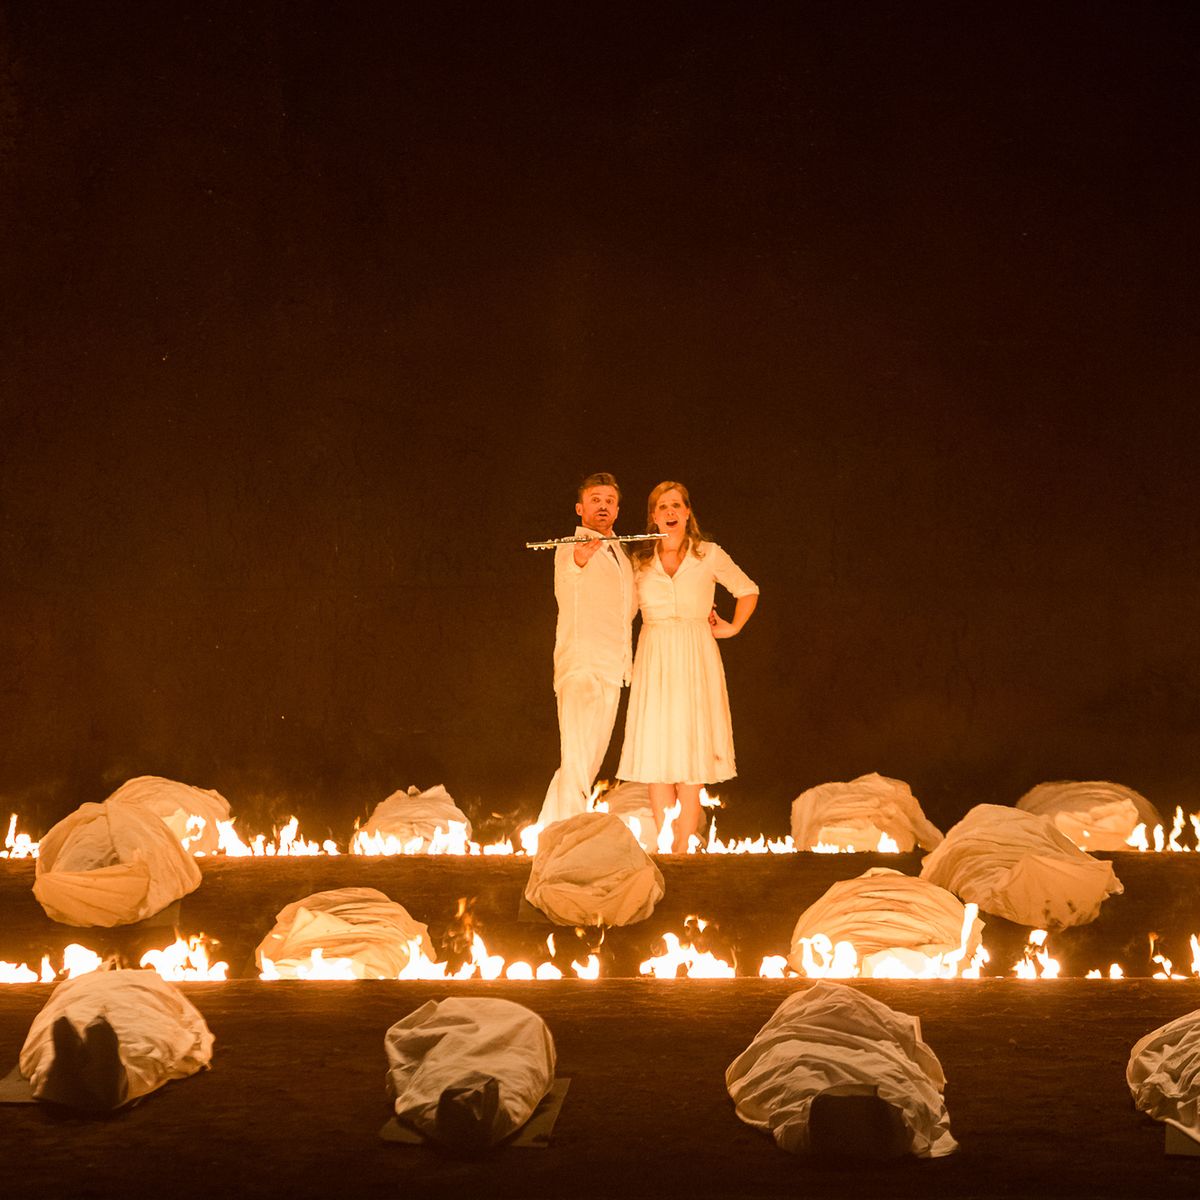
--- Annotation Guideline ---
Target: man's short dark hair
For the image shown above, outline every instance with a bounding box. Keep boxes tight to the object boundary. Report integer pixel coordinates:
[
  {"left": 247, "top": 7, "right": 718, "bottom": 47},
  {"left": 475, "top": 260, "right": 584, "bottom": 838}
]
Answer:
[{"left": 578, "top": 472, "right": 621, "bottom": 501}]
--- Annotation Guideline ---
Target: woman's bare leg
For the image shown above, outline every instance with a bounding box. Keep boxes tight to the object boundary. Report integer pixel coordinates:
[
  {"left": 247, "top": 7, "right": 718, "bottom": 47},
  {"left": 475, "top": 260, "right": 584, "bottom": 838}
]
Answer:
[
  {"left": 672, "top": 784, "right": 703, "bottom": 853},
  {"left": 648, "top": 784, "right": 676, "bottom": 846}
]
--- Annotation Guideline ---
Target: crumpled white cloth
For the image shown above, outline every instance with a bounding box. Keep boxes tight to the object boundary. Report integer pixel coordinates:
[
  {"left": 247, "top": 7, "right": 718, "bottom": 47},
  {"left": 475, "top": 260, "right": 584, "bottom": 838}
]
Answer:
[
  {"left": 920, "top": 803, "right": 1122, "bottom": 928},
  {"left": 33, "top": 799, "right": 202, "bottom": 927},
  {"left": 725, "top": 981, "right": 956, "bottom": 1157},
  {"left": 1128, "top": 1008, "right": 1200, "bottom": 1139},
  {"left": 20, "top": 969, "right": 213, "bottom": 1103},
  {"left": 386, "top": 997, "right": 555, "bottom": 1148},
  {"left": 788, "top": 868, "right": 983, "bottom": 976},
  {"left": 360, "top": 784, "right": 472, "bottom": 848},
  {"left": 255, "top": 886, "right": 435, "bottom": 978},
  {"left": 1017, "top": 780, "right": 1162, "bottom": 852},
  {"left": 104, "top": 775, "right": 231, "bottom": 855},
  {"left": 790, "top": 773, "right": 943, "bottom": 853},
  {"left": 524, "top": 811, "right": 664, "bottom": 926}
]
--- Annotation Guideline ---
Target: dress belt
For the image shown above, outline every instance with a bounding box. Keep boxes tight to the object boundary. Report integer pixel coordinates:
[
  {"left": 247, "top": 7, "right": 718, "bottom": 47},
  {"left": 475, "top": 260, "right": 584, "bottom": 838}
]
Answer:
[{"left": 642, "top": 616, "right": 708, "bottom": 626}]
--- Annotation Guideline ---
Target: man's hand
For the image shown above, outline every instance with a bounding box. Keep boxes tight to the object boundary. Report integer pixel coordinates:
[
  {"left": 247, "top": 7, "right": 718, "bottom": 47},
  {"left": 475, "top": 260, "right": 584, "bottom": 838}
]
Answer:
[{"left": 573, "top": 537, "right": 605, "bottom": 567}]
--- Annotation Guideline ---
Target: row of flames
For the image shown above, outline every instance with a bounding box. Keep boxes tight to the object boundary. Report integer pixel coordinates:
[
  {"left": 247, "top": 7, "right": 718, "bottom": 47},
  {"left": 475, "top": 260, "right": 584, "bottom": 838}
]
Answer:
[
  {"left": 8, "top": 801, "right": 1200, "bottom": 861},
  {"left": 5, "top": 922, "right": 1200, "bottom": 985}
]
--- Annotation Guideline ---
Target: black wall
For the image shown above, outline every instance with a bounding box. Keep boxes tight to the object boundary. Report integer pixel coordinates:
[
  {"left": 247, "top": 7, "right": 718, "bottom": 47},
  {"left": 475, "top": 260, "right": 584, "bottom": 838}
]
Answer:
[{"left": 2, "top": 2, "right": 1198, "bottom": 838}]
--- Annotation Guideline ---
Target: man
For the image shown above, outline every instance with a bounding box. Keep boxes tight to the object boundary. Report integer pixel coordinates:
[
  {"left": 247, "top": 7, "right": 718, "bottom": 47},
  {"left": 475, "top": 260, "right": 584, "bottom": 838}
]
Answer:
[{"left": 537, "top": 472, "right": 636, "bottom": 827}]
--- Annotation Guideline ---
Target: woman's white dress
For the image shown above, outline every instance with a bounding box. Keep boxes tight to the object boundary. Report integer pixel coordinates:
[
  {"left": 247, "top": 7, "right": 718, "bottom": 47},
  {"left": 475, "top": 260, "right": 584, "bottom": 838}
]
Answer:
[{"left": 618, "top": 542, "right": 759, "bottom": 785}]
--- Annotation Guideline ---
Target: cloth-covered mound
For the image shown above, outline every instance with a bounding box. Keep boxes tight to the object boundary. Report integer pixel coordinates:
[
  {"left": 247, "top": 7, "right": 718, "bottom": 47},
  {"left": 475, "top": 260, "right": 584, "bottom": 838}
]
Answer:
[
  {"left": 33, "top": 799, "right": 202, "bottom": 927},
  {"left": 386, "top": 997, "right": 555, "bottom": 1150},
  {"left": 725, "top": 981, "right": 956, "bottom": 1158},
  {"left": 790, "top": 773, "right": 943, "bottom": 853},
  {"left": 919, "top": 803, "right": 1122, "bottom": 928},
  {"left": 524, "top": 811, "right": 664, "bottom": 927},
  {"left": 788, "top": 868, "right": 983, "bottom": 977},
  {"left": 255, "top": 886, "right": 435, "bottom": 978},
  {"left": 104, "top": 775, "right": 231, "bottom": 855},
  {"left": 360, "top": 784, "right": 472, "bottom": 848},
  {"left": 1017, "top": 780, "right": 1162, "bottom": 852},
  {"left": 20, "top": 969, "right": 213, "bottom": 1108},
  {"left": 1128, "top": 1008, "right": 1200, "bottom": 1139}
]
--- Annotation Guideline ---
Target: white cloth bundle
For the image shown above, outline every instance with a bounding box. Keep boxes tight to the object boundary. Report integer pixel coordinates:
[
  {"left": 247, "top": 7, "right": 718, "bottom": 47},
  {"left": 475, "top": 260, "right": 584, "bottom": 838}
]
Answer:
[
  {"left": 255, "top": 886, "right": 435, "bottom": 978},
  {"left": 104, "top": 775, "right": 231, "bottom": 855},
  {"left": 360, "top": 784, "right": 472, "bottom": 848},
  {"left": 725, "top": 981, "right": 956, "bottom": 1157},
  {"left": 524, "top": 811, "right": 665, "bottom": 927},
  {"left": 1128, "top": 1008, "right": 1200, "bottom": 1139},
  {"left": 20, "top": 969, "right": 213, "bottom": 1104},
  {"left": 1017, "top": 780, "right": 1161, "bottom": 851},
  {"left": 386, "top": 997, "right": 555, "bottom": 1149},
  {"left": 919, "top": 803, "right": 1122, "bottom": 928},
  {"left": 788, "top": 868, "right": 983, "bottom": 977},
  {"left": 790, "top": 773, "right": 943, "bottom": 852},
  {"left": 33, "top": 799, "right": 202, "bottom": 927}
]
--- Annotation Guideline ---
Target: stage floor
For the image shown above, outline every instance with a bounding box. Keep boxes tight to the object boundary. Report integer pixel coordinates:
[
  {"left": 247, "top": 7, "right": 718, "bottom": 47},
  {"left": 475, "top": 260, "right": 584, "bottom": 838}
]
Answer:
[{"left": 2, "top": 978, "right": 1199, "bottom": 1199}]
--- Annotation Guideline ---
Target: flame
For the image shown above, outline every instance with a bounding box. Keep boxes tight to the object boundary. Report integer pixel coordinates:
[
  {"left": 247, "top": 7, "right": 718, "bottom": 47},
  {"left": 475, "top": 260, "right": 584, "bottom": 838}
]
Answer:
[
  {"left": 140, "top": 934, "right": 229, "bottom": 981},
  {"left": 640, "top": 915, "right": 737, "bottom": 978},
  {"left": 215, "top": 817, "right": 336, "bottom": 857},
  {"left": 758, "top": 954, "right": 790, "bottom": 978},
  {"left": 0, "top": 944, "right": 108, "bottom": 984},
  {"left": 1, "top": 813, "right": 40, "bottom": 859},
  {"left": 1012, "top": 929, "right": 1060, "bottom": 979},
  {"left": 1124, "top": 808, "right": 1200, "bottom": 853}
]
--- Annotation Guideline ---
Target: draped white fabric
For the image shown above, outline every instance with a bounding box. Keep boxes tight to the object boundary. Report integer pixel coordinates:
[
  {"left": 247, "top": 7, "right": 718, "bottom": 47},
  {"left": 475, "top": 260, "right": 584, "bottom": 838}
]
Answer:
[
  {"left": 1128, "top": 1008, "right": 1200, "bottom": 1139},
  {"left": 33, "top": 799, "right": 202, "bottom": 927},
  {"left": 360, "top": 784, "right": 472, "bottom": 847},
  {"left": 725, "top": 981, "right": 956, "bottom": 1157},
  {"left": 919, "top": 803, "right": 1122, "bottom": 928},
  {"left": 788, "top": 868, "right": 982, "bottom": 975},
  {"left": 386, "top": 997, "right": 555, "bottom": 1148},
  {"left": 20, "top": 970, "right": 213, "bottom": 1103},
  {"left": 790, "top": 773, "right": 943, "bottom": 853},
  {"left": 1017, "top": 779, "right": 1161, "bottom": 851},
  {"left": 525, "top": 811, "right": 664, "bottom": 926},
  {"left": 255, "top": 887, "right": 435, "bottom": 978},
  {"left": 104, "top": 775, "right": 231, "bottom": 855}
]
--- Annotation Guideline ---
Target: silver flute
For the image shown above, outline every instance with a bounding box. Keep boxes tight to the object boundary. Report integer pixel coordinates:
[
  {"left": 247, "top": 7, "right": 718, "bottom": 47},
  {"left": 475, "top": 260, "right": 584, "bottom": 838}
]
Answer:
[{"left": 524, "top": 533, "right": 668, "bottom": 551}]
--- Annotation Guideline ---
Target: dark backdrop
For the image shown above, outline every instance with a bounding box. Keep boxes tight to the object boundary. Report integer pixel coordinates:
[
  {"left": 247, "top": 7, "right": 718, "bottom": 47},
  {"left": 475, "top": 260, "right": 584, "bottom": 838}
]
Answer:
[{"left": 2, "top": 1, "right": 1198, "bottom": 839}]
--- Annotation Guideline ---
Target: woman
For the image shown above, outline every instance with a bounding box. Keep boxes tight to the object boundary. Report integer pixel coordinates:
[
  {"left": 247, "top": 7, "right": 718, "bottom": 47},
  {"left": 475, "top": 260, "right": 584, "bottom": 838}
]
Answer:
[{"left": 617, "top": 481, "right": 759, "bottom": 851}]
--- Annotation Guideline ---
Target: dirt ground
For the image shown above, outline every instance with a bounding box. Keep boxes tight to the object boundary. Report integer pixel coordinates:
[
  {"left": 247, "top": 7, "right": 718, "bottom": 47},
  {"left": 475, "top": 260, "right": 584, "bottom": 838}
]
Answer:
[{"left": 3, "top": 979, "right": 1200, "bottom": 1200}]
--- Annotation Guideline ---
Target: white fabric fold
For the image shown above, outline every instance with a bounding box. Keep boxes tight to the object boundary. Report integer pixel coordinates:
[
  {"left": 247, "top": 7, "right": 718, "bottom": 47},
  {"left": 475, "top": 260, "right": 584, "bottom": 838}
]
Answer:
[
  {"left": 1017, "top": 780, "right": 1161, "bottom": 851},
  {"left": 254, "top": 886, "right": 434, "bottom": 978},
  {"left": 790, "top": 773, "right": 943, "bottom": 853},
  {"left": 360, "top": 784, "right": 472, "bottom": 847},
  {"left": 386, "top": 997, "right": 555, "bottom": 1149},
  {"left": 104, "top": 775, "right": 232, "bottom": 855},
  {"left": 20, "top": 969, "right": 213, "bottom": 1103},
  {"left": 1128, "top": 1008, "right": 1200, "bottom": 1139},
  {"left": 725, "top": 981, "right": 956, "bottom": 1157},
  {"left": 33, "top": 799, "right": 202, "bottom": 927},
  {"left": 788, "top": 868, "right": 982, "bottom": 976},
  {"left": 524, "top": 811, "right": 664, "bottom": 926},
  {"left": 919, "top": 803, "right": 1122, "bottom": 928}
]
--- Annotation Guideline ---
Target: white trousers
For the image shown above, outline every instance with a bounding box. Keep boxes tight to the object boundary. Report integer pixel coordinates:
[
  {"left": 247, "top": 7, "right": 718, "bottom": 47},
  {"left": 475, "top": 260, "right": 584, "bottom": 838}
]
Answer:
[{"left": 537, "top": 673, "right": 621, "bottom": 827}]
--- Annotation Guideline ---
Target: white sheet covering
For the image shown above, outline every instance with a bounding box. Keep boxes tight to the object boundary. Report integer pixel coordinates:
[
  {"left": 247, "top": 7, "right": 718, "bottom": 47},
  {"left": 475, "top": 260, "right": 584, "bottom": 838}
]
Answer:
[
  {"left": 1017, "top": 780, "right": 1161, "bottom": 851},
  {"left": 725, "top": 981, "right": 956, "bottom": 1157},
  {"left": 386, "top": 997, "right": 555, "bottom": 1149},
  {"left": 524, "top": 811, "right": 665, "bottom": 927},
  {"left": 104, "top": 775, "right": 232, "bottom": 855},
  {"left": 33, "top": 799, "right": 202, "bottom": 927},
  {"left": 20, "top": 969, "right": 213, "bottom": 1103},
  {"left": 1128, "top": 1008, "right": 1200, "bottom": 1139},
  {"left": 255, "top": 886, "right": 435, "bottom": 978},
  {"left": 361, "top": 784, "right": 472, "bottom": 847},
  {"left": 788, "top": 868, "right": 983, "bottom": 976},
  {"left": 790, "top": 773, "right": 943, "bottom": 853},
  {"left": 919, "top": 803, "right": 1122, "bottom": 928}
]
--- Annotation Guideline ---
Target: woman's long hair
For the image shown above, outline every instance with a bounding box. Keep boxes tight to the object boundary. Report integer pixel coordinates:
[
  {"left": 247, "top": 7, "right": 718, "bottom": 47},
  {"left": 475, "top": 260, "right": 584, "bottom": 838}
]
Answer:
[{"left": 631, "top": 480, "right": 708, "bottom": 566}]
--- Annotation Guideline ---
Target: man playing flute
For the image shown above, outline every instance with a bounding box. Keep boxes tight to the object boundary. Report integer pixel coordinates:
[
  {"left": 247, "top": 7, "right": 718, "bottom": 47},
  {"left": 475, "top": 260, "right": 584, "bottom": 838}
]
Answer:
[{"left": 536, "top": 472, "right": 636, "bottom": 827}]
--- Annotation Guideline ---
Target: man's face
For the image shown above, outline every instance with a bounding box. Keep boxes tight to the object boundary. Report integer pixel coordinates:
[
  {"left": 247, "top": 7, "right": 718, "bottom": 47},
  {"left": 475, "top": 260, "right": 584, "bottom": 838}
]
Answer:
[{"left": 576, "top": 486, "right": 619, "bottom": 534}]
